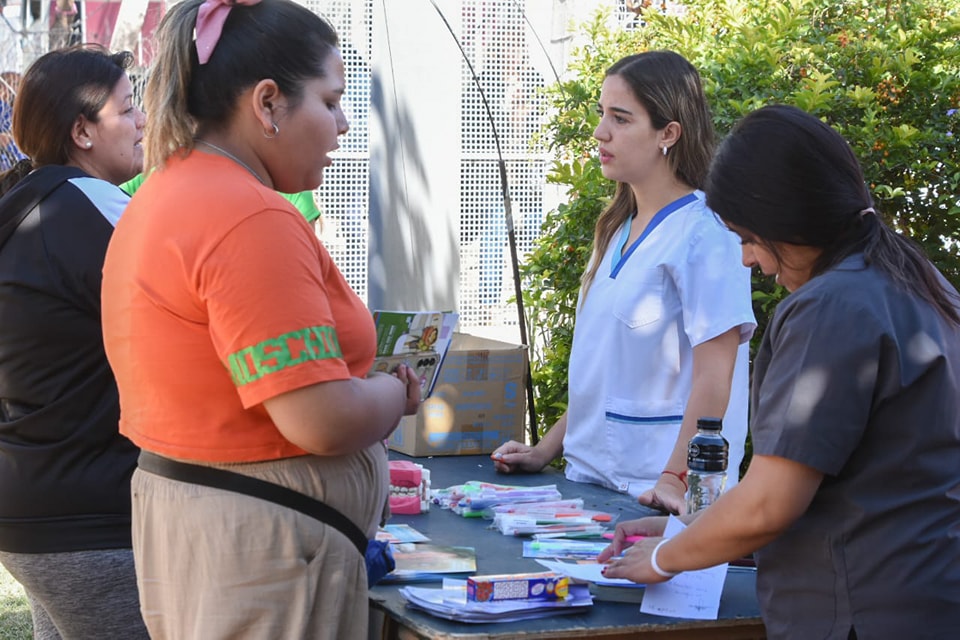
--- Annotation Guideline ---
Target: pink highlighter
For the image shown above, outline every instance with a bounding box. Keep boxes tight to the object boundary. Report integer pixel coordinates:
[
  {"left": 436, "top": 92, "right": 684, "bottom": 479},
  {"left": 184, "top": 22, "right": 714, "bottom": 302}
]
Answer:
[{"left": 602, "top": 533, "right": 646, "bottom": 544}]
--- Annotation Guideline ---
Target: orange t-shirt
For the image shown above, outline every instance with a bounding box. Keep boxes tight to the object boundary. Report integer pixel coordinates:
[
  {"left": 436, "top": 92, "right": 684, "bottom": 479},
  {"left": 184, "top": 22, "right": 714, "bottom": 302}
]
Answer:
[{"left": 102, "top": 151, "right": 376, "bottom": 462}]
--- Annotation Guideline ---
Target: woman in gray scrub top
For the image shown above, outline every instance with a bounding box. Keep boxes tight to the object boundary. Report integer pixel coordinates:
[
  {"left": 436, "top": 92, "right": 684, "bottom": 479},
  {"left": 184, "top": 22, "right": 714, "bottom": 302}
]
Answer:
[{"left": 598, "top": 104, "right": 960, "bottom": 640}]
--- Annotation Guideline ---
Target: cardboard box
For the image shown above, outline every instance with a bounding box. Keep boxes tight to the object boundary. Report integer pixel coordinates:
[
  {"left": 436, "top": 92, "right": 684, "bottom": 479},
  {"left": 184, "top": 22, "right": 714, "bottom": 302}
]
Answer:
[
  {"left": 388, "top": 333, "right": 527, "bottom": 456},
  {"left": 467, "top": 572, "right": 569, "bottom": 602}
]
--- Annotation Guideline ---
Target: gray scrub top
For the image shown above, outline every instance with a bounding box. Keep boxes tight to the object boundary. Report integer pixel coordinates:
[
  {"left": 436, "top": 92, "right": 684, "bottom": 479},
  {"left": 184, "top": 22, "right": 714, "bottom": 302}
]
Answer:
[{"left": 750, "top": 254, "right": 960, "bottom": 639}]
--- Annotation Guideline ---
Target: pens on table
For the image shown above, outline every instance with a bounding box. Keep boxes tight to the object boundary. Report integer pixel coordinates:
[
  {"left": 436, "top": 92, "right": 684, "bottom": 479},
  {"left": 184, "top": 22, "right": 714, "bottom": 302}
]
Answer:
[{"left": 532, "top": 531, "right": 606, "bottom": 540}]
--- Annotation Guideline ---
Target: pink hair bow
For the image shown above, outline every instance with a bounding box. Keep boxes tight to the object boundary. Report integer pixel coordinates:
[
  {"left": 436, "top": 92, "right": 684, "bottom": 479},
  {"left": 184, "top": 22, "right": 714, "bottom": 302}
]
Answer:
[{"left": 195, "top": 0, "right": 261, "bottom": 65}]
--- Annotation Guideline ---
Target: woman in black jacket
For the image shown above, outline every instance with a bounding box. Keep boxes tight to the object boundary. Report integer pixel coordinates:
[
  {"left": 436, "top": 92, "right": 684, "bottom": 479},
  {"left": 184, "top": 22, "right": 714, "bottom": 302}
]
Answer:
[{"left": 0, "top": 45, "right": 148, "bottom": 639}]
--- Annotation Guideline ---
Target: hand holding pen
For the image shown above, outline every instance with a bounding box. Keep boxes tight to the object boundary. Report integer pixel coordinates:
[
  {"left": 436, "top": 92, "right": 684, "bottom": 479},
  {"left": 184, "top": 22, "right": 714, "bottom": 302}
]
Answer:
[
  {"left": 597, "top": 516, "right": 668, "bottom": 562},
  {"left": 600, "top": 536, "right": 672, "bottom": 585}
]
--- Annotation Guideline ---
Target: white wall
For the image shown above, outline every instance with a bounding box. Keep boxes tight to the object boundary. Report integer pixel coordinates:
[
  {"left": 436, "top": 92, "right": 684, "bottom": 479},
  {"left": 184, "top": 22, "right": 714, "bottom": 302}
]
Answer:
[{"left": 367, "top": 0, "right": 463, "bottom": 313}]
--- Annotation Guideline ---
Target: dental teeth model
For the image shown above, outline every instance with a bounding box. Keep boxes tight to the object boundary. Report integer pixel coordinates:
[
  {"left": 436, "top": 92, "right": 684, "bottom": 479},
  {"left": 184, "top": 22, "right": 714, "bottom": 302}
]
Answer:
[{"left": 389, "top": 460, "right": 431, "bottom": 515}]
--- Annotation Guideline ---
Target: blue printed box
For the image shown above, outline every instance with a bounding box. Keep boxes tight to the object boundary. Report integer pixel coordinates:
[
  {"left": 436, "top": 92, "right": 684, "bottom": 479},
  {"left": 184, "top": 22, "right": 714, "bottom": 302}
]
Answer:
[
  {"left": 388, "top": 333, "right": 527, "bottom": 456},
  {"left": 467, "top": 571, "right": 570, "bottom": 602}
]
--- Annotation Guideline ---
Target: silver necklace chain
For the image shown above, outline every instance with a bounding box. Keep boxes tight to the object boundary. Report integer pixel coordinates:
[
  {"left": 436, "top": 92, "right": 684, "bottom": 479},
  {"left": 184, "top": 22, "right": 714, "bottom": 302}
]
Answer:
[{"left": 194, "top": 139, "right": 266, "bottom": 185}]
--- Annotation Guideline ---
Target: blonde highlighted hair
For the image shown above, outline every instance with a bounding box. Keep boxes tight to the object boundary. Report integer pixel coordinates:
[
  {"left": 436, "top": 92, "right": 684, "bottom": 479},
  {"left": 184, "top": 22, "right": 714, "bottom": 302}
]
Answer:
[
  {"left": 144, "top": 0, "right": 339, "bottom": 170},
  {"left": 581, "top": 50, "right": 715, "bottom": 299}
]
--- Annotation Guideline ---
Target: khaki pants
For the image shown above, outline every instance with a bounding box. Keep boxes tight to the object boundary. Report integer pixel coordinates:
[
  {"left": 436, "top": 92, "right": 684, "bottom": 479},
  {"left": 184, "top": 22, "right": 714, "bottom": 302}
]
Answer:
[{"left": 131, "top": 445, "right": 389, "bottom": 640}]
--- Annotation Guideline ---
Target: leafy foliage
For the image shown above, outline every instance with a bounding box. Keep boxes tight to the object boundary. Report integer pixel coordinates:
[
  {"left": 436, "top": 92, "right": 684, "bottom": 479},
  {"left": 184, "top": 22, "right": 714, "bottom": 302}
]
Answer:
[{"left": 522, "top": 0, "right": 960, "bottom": 440}]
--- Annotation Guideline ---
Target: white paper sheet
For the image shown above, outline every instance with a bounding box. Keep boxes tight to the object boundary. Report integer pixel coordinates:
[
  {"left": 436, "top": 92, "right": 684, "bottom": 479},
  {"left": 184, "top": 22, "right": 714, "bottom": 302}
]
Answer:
[
  {"left": 534, "top": 558, "right": 638, "bottom": 586},
  {"left": 640, "top": 515, "right": 728, "bottom": 620}
]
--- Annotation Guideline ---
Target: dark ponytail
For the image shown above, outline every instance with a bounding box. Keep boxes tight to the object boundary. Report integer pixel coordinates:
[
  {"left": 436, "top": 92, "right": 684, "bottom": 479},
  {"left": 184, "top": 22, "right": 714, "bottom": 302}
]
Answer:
[{"left": 706, "top": 104, "right": 959, "bottom": 324}]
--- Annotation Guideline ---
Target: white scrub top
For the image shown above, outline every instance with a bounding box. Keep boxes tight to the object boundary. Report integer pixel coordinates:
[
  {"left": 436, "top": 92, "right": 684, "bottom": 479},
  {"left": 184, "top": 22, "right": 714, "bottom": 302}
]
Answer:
[{"left": 563, "top": 191, "right": 755, "bottom": 497}]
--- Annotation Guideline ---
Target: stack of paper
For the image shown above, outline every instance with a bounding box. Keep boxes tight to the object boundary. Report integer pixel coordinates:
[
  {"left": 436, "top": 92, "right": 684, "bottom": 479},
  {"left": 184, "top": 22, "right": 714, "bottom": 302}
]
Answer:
[
  {"left": 491, "top": 502, "right": 615, "bottom": 537},
  {"left": 488, "top": 498, "right": 585, "bottom": 517},
  {"left": 432, "top": 481, "right": 563, "bottom": 516},
  {"left": 494, "top": 515, "right": 607, "bottom": 537},
  {"left": 400, "top": 579, "right": 594, "bottom": 623}
]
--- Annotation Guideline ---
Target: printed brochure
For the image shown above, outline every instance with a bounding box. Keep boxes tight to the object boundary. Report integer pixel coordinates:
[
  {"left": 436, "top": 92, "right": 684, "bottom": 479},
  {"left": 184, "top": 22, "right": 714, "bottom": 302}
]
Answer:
[
  {"left": 380, "top": 543, "right": 477, "bottom": 583},
  {"left": 371, "top": 310, "right": 459, "bottom": 401}
]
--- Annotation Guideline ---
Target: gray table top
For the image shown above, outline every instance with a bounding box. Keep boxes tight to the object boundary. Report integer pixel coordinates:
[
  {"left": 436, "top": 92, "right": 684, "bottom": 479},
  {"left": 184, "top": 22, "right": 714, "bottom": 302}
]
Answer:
[{"left": 370, "top": 452, "right": 763, "bottom": 639}]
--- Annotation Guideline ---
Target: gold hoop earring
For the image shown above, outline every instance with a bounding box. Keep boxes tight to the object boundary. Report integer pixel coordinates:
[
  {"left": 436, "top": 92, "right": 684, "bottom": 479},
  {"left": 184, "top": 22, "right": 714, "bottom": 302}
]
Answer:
[{"left": 264, "top": 122, "right": 280, "bottom": 139}]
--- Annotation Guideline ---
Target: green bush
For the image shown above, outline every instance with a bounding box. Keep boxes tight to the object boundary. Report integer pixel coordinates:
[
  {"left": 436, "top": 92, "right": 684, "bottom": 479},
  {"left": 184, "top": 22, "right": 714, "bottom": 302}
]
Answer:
[{"left": 522, "top": 0, "right": 960, "bottom": 443}]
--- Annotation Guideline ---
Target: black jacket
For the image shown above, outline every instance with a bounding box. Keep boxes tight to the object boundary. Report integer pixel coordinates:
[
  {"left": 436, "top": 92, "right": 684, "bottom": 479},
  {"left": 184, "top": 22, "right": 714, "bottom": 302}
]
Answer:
[{"left": 0, "top": 166, "right": 139, "bottom": 553}]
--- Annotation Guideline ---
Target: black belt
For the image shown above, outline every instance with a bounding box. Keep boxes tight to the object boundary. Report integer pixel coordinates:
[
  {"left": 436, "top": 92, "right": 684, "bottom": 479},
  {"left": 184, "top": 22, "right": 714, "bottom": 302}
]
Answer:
[{"left": 137, "top": 451, "right": 367, "bottom": 555}]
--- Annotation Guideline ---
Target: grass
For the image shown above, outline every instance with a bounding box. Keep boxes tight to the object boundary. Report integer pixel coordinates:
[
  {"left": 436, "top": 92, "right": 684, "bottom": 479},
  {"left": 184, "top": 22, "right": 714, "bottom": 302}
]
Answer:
[{"left": 0, "top": 565, "right": 31, "bottom": 640}]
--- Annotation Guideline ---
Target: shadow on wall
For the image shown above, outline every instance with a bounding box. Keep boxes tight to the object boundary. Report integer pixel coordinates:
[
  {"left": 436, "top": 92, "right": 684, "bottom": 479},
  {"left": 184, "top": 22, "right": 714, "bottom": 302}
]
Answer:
[{"left": 367, "top": 72, "right": 459, "bottom": 311}]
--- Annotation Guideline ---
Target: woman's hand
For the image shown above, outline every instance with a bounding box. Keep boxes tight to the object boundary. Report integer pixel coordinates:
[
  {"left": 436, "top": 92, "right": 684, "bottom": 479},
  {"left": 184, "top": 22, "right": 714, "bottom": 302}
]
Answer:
[
  {"left": 491, "top": 413, "right": 567, "bottom": 474},
  {"left": 600, "top": 536, "right": 672, "bottom": 585},
  {"left": 392, "top": 363, "right": 421, "bottom": 416},
  {"left": 637, "top": 475, "right": 687, "bottom": 515},
  {"left": 597, "top": 516, "right": 668, "bottom": 562},
  {"left": 490, "top": 441, "right": 547, "bottom": 474}
]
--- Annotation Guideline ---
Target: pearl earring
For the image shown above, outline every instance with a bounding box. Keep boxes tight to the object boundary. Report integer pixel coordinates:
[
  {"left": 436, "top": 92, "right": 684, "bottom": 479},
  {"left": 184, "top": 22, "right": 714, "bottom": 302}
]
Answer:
[
  {"left": 661, "top": 145, "right": 668, "bottom": 157},
  {"left": 85, "top": 141, "right": 92, "bottom": 148}
]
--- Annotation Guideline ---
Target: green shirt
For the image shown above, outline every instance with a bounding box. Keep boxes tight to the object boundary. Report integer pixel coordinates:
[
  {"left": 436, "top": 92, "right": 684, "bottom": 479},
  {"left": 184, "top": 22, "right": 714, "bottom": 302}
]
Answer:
[{"left": 119, "top": 174, "right": 322, "bottom": 223}]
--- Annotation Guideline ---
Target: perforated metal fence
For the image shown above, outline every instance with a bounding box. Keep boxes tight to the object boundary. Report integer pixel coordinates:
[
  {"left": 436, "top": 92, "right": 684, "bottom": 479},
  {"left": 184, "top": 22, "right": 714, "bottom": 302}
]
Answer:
[
  {"left": 1, "top": 0, "right": 573, "bottom": 331},
  {"left": 287, "top": 0, "right": 555, "bottom": 330},
  {"left": 301, "top": 0, "right": 374, "bottom": 305},
  {"left": 306, "top": 0, "right": 550, "bottom": 329},
  {"left": 458, "top": 0, "right": 549, "bottom": 327}
]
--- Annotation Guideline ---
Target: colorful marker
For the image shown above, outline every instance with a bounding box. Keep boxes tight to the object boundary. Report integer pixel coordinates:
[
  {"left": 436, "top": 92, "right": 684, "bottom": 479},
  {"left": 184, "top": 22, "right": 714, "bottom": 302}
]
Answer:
[{"left": 601, "top": 533, "right": 646, "bottom": 543}]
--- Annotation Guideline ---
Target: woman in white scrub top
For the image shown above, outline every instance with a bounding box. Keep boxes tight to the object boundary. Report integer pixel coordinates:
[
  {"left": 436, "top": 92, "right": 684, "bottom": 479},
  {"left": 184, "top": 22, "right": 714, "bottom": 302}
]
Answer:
[{"left": 492, "top": 50, "right": 755, "bottom": 515}]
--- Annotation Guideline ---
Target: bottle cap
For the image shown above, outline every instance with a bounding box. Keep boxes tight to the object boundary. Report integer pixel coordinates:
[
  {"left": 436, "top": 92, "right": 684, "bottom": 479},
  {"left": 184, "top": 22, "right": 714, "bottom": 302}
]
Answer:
[{"left": 697, "top": 417, "right": 723, "bottom": 431}]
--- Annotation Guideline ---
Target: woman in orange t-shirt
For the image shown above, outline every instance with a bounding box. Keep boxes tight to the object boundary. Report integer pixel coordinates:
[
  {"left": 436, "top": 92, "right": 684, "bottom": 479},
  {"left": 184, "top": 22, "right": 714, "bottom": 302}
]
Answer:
[{"left": 101, "top": 1, "right": 419, "bottom": 638}]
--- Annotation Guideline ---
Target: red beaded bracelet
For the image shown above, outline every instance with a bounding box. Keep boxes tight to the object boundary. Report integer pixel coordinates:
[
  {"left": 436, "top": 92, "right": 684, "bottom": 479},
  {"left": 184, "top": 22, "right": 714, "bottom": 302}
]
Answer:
[{"left": 661, "top": 469, "right": 688, "bottom": 490}]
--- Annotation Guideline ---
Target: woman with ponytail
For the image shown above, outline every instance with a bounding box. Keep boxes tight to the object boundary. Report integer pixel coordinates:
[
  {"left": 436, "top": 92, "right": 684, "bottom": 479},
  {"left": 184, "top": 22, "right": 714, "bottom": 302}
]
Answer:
[
  {"left": 101, "top": 1, "right": 419, "bottom": 637},
  {"left": 493, "top": 51, "right": 755, "bottom": 516},
  {"left": 600, "top": 105, "right": 960, "bottom": 639}
]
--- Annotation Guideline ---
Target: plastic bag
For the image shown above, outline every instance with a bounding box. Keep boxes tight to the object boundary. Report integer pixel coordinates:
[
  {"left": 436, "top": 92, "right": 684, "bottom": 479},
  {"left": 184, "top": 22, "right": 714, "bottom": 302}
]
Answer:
[{"left": 365, "top": 539, "right": 396, "bottom": 587}]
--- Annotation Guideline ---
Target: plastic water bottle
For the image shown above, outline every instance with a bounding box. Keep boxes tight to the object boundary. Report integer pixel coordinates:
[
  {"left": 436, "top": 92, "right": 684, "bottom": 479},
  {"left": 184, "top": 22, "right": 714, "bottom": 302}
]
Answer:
[{"left": 686, "top": 417, "right": 728, "bottom": 514}]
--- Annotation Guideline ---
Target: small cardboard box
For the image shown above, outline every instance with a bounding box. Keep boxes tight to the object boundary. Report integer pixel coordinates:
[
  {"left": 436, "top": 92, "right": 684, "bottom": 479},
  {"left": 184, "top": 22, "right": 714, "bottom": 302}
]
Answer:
[
  {"left": 467, "top": 572, "right": 569, "bottom": 602},
  {"left": 388, "top": 333, "right": 527, "bottom": 456}
]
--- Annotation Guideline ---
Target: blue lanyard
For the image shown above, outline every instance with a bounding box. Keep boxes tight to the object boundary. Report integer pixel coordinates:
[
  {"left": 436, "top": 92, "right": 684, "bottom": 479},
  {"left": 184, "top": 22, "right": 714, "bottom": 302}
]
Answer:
[{"left": 609, "top": 192, "right": 697, "bottom": 278}]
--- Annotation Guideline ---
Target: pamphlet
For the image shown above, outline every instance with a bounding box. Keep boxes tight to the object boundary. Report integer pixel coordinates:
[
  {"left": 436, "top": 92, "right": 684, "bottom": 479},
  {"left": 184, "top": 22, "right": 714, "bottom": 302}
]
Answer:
[
  {"left": 433, "top": 481, "right": 563, "bottom": 515},
  {"left": 380, "top": 543, "right": 477, "bottom": 583},
  {"left": 371, "top": 310, "right": 459, "bottom": 400},
  {"left": 375, "top": 524, "right": 430, "bottom": 544}
]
